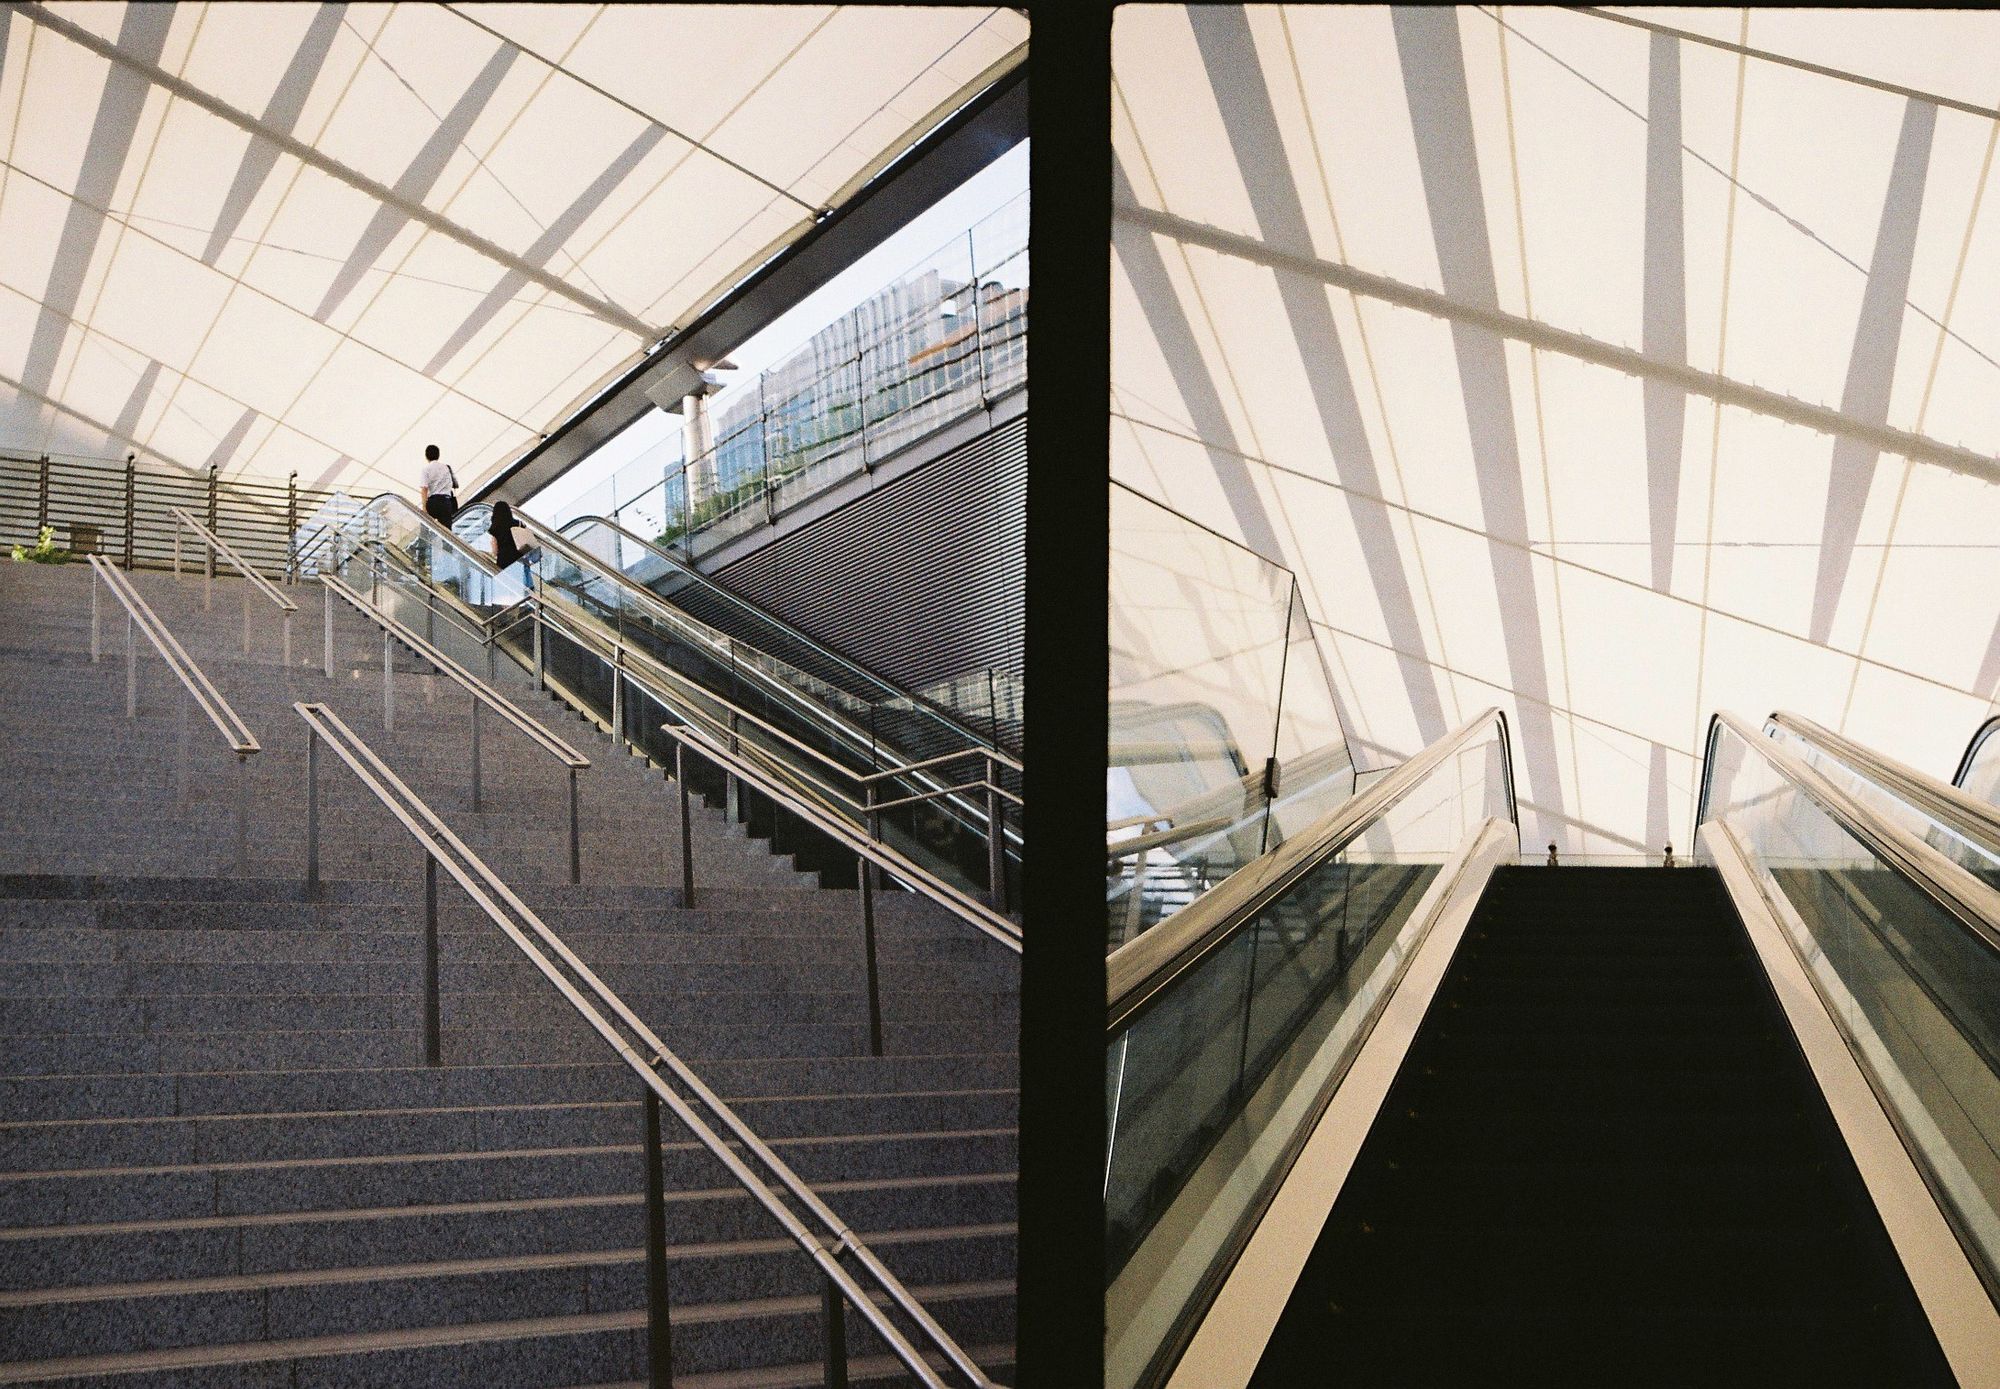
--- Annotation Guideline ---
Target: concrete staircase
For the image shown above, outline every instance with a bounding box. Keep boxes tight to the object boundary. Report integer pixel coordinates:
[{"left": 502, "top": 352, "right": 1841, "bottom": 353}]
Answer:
[{"left": 0, "top": 559, "right": 1017, "bottom": 1385}]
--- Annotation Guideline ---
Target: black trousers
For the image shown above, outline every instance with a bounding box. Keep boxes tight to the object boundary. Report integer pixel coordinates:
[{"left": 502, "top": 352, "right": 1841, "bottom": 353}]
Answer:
[{"left": 424, "top": 494, "right": 458, "bottom": 526}]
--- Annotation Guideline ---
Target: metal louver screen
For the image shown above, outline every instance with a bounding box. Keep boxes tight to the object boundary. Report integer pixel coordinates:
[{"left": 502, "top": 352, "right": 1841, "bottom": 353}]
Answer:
[
  {"left": 713, "top": 415, "right": 1026, "bottom": 696},
  {"left": 0, "top": 453, "right": 332, "bottom": 576}
]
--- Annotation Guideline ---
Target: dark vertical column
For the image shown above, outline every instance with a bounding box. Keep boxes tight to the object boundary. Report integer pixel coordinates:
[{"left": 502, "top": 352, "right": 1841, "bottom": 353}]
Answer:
[{"left": 1021, "top": 5, "right": 1109, "bottom": 1382}]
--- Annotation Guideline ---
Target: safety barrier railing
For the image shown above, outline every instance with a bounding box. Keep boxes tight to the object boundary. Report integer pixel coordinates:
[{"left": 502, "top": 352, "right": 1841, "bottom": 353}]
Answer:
[
  {"left": 517, "top": 589, "right": 1022, "bottom": 922},
  {"left": 86, "top": 555, "right": 260, "bottom": 870},
  {"left": 292, "top": 701, "right": 996, "bottom": 1389},
  {"left": 319, "top": 572, "right": 590, "bottom": 882},
  {"left": 1696, "top": 711, "right": 2000, "bottom": 1308},
  {"left": 168, "top": 506, "right": 298, "bottom": 663},
  {"left": 1105, "top": 708, "right": 1517, "bottom": 1389}
]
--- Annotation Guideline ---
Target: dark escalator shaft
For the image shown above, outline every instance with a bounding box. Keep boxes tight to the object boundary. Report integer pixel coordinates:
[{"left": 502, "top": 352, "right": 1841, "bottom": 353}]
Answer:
[{"left": 1253, "top": 866, "right": 1951, "bottom": 1386}]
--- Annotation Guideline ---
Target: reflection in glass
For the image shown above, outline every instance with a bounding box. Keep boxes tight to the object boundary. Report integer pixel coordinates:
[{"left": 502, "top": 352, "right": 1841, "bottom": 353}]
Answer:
[{"left": 1108, "top": 484, "right": 1353, "bottom": 950}]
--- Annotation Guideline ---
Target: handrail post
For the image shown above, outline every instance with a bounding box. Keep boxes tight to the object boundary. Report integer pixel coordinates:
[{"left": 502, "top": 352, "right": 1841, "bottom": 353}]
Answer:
[
  {"left": 725, "top": 710, "right": 740, "bottom": 823},
  {"left": 204, "top": 463, "right": 218, "bottom": 579},
  {"left": 122, "top": 454, "right": 135, "bottom": 571},
  {"left": 642, "top": 1083, "right": 674, "bottom": 1389},
  {"left": 241, "top": 565, "right": 252, "bottom": 655},
  {"left": 35, "top": 453, "right": 47, "bottom": 533},
  {"left": 533, "top": 612, "right": 544, "bottom": 691},
  {"left": 470, "top": 694, "right": 482, "bottom": 813},
  {"left": 423, "top": 854, "right": 441, "bottom": 1067},
  {"left": 283, "top": 611, "right": 293, "bottom": 669},
  {"left": 383, "top": 631, "right": 395, "bottom": 732},
  {"left": 860, "top": 850, "right": 883, "bottom": 1057},
  {"left": 985, "top": 754, "right": 1006, "bottom": 913},
  {"left": 125, "top": 613, "right": 137, "bottom": 718},
  {"left": 611, "top": 651, "right": 624, "bottom": 750},
  {"left": 568, "top": 766, "right": 582, "bottom": 885},
  {"left": 173, "top": 522, "right": 181, "bottom": 581},
  {"left": 323, "top": 584, "right": 335, "bottom": 678},
  {"left": 235, "top": 752, "right": 249, "bottom": 875},
  {"left": 306, "top": 727, "right": 320, "bottom": 897},
  {"left": 204, "top": 533, "right": 214, "bottom": 610},
  {"left": 286, "top": 471, "right": 297, "bottom": 585},
  {"left": 676, "top": 740, "right": 694, "bottom": 906},
  {"left": 820, "top": 1273, "right": 849, "bottom": 1389},
  {"left": 90, "top": 569, "right": 101, "bottom": 663},
  {"left": 865, "top": 783, "right": 882, "bottom": 890}
]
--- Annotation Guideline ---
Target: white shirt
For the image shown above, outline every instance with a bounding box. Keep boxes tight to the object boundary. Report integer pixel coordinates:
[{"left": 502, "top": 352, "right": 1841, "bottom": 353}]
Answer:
[{"left": 420, "top": 459, "right": 456, "bottom": 497}]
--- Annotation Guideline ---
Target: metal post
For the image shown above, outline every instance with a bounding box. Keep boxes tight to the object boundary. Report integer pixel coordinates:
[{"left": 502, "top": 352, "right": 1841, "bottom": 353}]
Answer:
[
  {"left": 423, "top": 855, "right": 442, "bottom": 1067},
  {"left": 860, "top": 851, "right": 882, "bottom": 1058},
  {"left": 306, "top": 729, "right": 320, "bottom": 896},
  {"left": 725, "top": 711, "right": 740, "bottom": 822},
  {"left": 969, "top": 229, "right": 989, "bottom": 406},
  {"left": 611, "top": 657, "right": 624, "bottom": 750},
  {"left": 282, "top": 612, "right": 293, "bottom": 669},
  {"left": 533, "top": 614, "right": 544, "bottom": 691},
  {"left": 985, "top": 755, "right": 1007, "bottom": 913},
  {"left": 286, "top": 472, "right": 298, "bottom": 585},
  {"left": 568, "top": 767, "right": 581, "bottom": 885},
  {"left": 642, "top": 1084, "right": 674, "bottom": 1389},
  {"left": 205, "top": 464, "right": 218, "bottom": 577},
  {"left": 820, "top": 1274, "right": 849, "bottom": 1389},
  {"left": 675, "top": 741, "right": 694, "bottom": 906},
  {"left": 864, "top": 784, "right": 883, "bottom": 890},
  {"left": 173, "top": 526, "right": 181, "bottom": 581},
  {"left": 34, "top": 454, "right": 47, "bottom": 533},
  {"left": 204, "top": 538, "right": 213, "bottom": 610},
  {"left": 469, "top": 695, "right": 482, "bottom": 812},
  {"left": 125, "top": 614, "right": 137, "bottom": 718},
  {"left": 123, "top": 454, "right": 136, "bottom": 572},
  {"left": 242, "top": 570, "right": 252, "bottom": 655},
  {"left": 90, "top": 572, "right": 101, "bottom": 662},
  {"left": 383, "top": 631, "right": 395, "bottom": 731},
  {"left": 324, "top": 585, "right": 335, "bottom": 678},
  {"left": 235, "top": 752, "right": 249, "bottom": 875},
  {"left": 855, "top": 352, "right": 871, "bottom": 473}
]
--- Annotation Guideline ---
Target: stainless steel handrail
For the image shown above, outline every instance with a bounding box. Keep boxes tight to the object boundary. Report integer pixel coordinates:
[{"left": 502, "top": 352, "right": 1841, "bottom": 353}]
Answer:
[
  {"left": 1770, "top": 711, "right": 2000, "bottom": 868},
  {"left": 1108, "top": 708, "right": 1518, "bottom": 1032},
  {"left": 169, "top": 506, "right": 299, "bottom": 662},
  {"left": 87, "top": 555, "right": 260, "bottom": 869},
  {"left": 292, "top": 702, "right": 992, "bottom": 1389},
  {"left": 657, "top": 715, "right": 1021, "bottom": 953},
  {"left": 556, "top": 510, "right": 1022, "bottom": 770},
  {"left": 1696, "top": 712, "right": 2000, "bottom": 958},
  {"left": 321, "top": 573, "right": 589, "bottom": 882},
  {"left": 340, "top": 512, "right": 1016, "bottom": 912},
  {"left": 1955, "top": 714, "right": 2000, "bottom": 794}
]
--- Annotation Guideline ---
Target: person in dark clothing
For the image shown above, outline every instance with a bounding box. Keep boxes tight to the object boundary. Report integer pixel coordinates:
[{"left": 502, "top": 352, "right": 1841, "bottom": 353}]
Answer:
[{"left": 487, "top": 500, "right": 537, "bottom": 587}]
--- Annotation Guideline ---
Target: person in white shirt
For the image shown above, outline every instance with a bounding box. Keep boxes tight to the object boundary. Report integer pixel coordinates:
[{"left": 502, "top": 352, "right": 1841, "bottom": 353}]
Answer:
[{"left": 419, "top": 444, "right": 458, "bottom": 525}]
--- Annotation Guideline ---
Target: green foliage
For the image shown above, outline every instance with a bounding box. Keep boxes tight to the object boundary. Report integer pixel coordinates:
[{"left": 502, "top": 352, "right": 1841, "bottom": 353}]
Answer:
[{"left": 10, "top": 525, "right": 69, "bottom": 564}]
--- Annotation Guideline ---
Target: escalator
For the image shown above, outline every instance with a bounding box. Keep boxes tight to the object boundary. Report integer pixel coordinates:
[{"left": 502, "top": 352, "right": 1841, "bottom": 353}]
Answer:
[
  {"left": 1107, "top": 707, "right": 2000, "bottom": 1387},
  {"left": 1257, "top": 865, "right": 1946, "bottom": 1384},
  {"left": 296, "top": 493, "right": 1020, "bottom": 941}
]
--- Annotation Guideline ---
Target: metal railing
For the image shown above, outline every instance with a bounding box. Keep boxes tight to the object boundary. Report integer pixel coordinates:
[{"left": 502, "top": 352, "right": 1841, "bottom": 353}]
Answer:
[
  {"left": 564, "top": 190, "right": 1027, "bottom": 562},
  {"left": 1955, "top": 714, "right": 2000, "bottom": 794},
  {"left": 1109, "top": 708, "right": 1518, "bottom": 1030},
  {"left": 520, "top": 590, "right": 1022, "bottom": 932},
  {"left": 304, "top": 498, "right": 1021, "bottom": 934},
  {"left": 3, "top": 449, "right": 329, "bottom": 576},
  {"left": 292, "top": 700, "right": 996, "bottom": 1389},
  {"left": 319, "top": 573, "right": 590, "bottom": 883},
  {"left": 1769, "top": 712, "right": 2000, "bottom": 869},
  {"left": 86, "top": 555, "right": 260, "bottom": 870},
  {"left": 551, "top": 508, "right": 1020, "bottom": 760},
  {"left": 169, "top": 507, "right": 298, "bottom": 663}
]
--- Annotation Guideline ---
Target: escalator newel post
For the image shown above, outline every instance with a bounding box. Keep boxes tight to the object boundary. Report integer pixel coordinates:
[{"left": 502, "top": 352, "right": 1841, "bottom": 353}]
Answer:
[
  {"left": 676, "top": 739, "right": 694, "bottom": 906},
  {"left": 860, "top": 848, "right": 883, "bottom": 1057}
]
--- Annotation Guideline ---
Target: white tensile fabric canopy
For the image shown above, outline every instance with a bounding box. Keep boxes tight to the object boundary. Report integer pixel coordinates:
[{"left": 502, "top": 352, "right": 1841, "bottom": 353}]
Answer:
[
  {"left": 1112, "top": 4, "right": 2000, "bottom": 854},
  {"left": 0, "top": 2, "right": 1026, "bottom": 493}
]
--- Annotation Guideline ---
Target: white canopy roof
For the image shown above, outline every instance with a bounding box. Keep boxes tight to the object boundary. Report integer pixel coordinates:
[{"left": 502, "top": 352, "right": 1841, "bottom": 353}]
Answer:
[
  {"left": 0, "top": 2, "right": 1025, "bottom": 493},
  {"left": 1112, "top": 5, "right": 2000, "bottom": 852}
]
